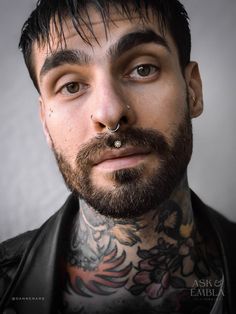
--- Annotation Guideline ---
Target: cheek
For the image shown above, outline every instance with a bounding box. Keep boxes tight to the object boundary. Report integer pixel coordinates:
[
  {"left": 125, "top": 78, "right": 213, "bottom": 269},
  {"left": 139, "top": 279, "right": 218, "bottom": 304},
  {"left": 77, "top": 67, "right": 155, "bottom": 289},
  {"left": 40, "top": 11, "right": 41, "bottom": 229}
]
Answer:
[
  {"left": 44, "top": 106, "right": 88, "bottom": 164},
  {"left": 130, "top": 79, "right": 187, "bottom": 136}
]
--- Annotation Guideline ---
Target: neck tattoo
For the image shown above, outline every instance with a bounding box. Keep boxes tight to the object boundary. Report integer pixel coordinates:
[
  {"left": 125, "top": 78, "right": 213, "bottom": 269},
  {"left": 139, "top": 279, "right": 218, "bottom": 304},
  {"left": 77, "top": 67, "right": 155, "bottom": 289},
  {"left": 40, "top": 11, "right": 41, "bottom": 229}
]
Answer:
[{"left": 61, "top": 178, "right": 222, "bottom": 314}]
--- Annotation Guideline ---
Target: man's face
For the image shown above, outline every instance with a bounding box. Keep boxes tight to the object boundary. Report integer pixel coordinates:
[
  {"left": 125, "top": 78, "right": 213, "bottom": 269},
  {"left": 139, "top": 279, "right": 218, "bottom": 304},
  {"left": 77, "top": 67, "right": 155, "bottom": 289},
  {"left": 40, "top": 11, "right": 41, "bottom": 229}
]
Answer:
[{"left": 33, "top": 7, "right": 203, "bottom": 218}]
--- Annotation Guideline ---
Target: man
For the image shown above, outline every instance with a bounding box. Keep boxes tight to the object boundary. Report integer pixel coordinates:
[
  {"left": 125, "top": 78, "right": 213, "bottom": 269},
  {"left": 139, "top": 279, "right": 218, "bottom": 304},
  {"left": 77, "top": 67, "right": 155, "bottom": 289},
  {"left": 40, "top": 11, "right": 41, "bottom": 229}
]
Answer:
[{"left": 0, "top": 0, "right": 235, "bottom": 313}]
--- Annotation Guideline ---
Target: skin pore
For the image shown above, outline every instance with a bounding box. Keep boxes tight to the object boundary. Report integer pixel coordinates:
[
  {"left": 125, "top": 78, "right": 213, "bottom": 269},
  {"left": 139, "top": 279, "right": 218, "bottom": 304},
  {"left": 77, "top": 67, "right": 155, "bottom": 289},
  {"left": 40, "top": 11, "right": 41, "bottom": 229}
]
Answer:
[{"left": 32, "top": 6, "right": 222, "bottom": 314}]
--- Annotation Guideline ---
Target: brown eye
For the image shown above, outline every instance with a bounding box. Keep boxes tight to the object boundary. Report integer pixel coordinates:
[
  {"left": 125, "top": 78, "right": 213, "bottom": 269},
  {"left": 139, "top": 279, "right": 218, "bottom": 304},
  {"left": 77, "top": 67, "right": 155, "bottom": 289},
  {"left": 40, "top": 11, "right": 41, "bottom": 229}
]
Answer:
[
  {"left": 137, "top": 65, "right": 152, "bottom": 76},
  {"left": 129, "top": 64, "right": 159, "bottom": 80},
  {"left": 59, "top": 81, "right": 89, "bottom": 97},
  {"left": 64, "top": 82, "right": 80, "bottom": 94}
]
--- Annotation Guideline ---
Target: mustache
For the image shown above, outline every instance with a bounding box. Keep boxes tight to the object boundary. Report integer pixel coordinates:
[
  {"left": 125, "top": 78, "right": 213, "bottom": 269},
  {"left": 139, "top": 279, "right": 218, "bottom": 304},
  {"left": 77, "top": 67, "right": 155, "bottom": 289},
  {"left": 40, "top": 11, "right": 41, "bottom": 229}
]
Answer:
[{"left": 76, "top": 127, "right": 170, "bottom": 167}]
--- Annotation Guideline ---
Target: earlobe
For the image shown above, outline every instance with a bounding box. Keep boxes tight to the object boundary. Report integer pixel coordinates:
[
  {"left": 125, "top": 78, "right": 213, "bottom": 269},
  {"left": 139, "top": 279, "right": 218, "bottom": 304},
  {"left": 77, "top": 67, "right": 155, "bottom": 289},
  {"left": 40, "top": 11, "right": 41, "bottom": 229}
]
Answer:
[
  {"left": 39, "top": 97, "right": 53, "bottom": 148},
  {"left": 185, "top": 62, "right": 204, "bottom": 118}
]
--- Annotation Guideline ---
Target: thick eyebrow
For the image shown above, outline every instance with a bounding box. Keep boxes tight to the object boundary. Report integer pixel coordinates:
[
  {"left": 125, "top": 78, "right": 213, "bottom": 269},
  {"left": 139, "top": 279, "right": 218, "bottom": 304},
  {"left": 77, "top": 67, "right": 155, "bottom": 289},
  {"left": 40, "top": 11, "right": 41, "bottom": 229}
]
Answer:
[
  {"left": 39, "top": 29, "right": 170, "bottom": 81},
  {"left": 108, "top": 29, "right": 171, "bottom": 60},
  {"left": 39, "top": 50, "right": 91, "bottom": 81}
]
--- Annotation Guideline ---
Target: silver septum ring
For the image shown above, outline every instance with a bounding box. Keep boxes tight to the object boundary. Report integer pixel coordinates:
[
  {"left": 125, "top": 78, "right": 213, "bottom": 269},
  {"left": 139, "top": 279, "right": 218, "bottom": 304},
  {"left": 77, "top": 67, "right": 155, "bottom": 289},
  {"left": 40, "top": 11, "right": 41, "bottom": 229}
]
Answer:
[{"left": 107, "top": 123, "right": 120, "bottom": 133}]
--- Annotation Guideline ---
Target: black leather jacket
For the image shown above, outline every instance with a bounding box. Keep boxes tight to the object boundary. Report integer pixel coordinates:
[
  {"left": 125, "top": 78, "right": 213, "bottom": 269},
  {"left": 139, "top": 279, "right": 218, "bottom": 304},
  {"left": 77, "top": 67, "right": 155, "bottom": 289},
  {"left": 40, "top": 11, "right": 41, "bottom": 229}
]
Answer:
[{"left": 0, "top": 192, "right": 236, "bottom": 314}]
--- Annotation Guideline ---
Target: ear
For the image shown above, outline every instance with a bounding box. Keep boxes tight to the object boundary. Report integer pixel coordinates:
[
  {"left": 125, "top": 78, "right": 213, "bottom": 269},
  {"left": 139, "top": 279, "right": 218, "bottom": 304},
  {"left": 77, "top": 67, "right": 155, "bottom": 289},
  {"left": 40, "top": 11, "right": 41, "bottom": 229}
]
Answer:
[
  {"left": 39, "top": 97, "right": 53, "bottom": 148},
  {"left": 185, "top": 62, "right": 204, "bottom": 118}
]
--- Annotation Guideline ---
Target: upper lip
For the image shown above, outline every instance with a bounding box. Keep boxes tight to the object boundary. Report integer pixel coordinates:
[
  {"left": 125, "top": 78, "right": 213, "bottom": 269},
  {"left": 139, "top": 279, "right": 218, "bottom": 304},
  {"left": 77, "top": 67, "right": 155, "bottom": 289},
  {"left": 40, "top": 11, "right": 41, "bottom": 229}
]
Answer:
[{"left": 93, "top": 146, "right": 151, "bottom": 165}]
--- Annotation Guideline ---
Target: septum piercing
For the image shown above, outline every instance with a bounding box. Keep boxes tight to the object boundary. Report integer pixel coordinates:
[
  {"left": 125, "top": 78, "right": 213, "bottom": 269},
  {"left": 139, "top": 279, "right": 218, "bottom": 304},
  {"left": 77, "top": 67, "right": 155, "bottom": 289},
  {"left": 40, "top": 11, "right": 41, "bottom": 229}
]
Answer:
[
  {"left": 107, "top": 123, "right": 120, "bottom": 133},
  {"left": 91, "top": 115, "right": 120, "bottom": 133}
]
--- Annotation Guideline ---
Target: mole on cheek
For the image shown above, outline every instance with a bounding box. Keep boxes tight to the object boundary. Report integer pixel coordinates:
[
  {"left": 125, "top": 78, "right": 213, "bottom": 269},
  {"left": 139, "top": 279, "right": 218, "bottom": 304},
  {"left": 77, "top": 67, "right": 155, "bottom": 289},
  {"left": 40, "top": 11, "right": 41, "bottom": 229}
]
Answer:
[{"left": 48, "top": 108, "right": 54, "bottom": 117}]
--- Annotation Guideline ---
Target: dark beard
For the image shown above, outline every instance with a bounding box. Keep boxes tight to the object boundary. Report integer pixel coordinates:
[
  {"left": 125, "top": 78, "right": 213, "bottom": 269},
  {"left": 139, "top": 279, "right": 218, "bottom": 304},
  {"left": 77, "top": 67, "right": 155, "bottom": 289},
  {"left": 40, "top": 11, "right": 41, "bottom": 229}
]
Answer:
[{"left": 53, "top": 113, "right": 192, "bottom": 218}]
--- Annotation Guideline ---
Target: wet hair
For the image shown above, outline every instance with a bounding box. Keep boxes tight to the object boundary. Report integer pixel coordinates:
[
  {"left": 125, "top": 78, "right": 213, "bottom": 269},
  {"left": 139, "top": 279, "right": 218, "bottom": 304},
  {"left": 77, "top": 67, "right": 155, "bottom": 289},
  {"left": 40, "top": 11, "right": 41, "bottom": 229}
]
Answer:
[{"left": 19, "top": 0, "right": 191, "bottom": 91}]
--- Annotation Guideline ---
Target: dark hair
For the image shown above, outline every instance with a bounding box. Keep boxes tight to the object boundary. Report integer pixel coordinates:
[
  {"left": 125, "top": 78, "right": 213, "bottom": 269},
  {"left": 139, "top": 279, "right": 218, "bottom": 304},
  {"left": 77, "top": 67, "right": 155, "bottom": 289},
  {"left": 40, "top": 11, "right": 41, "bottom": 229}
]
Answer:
[{"left": 19, "top": 0, "right": 191, "bottom": 91}]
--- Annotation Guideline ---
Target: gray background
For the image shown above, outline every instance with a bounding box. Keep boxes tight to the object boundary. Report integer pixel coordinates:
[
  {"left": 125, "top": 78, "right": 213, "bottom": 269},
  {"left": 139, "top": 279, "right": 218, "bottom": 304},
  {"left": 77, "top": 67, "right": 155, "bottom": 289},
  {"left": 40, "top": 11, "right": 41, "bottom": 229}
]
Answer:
[{"left": 0, "top": 0, "right": 235, "bottom": 242}]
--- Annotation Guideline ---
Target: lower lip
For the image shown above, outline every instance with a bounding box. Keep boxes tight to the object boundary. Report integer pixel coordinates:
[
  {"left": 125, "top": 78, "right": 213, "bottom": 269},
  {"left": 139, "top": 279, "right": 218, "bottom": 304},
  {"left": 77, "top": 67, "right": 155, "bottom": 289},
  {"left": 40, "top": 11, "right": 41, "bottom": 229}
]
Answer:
[{"left": 94, "top": 153, "right": 149, "bottom": 171}]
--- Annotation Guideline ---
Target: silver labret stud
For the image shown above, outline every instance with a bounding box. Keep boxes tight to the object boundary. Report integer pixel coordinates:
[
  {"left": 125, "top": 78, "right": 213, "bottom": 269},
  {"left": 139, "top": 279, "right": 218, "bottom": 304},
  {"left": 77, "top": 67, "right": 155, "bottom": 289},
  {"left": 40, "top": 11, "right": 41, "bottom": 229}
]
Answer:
[{"left": 114, "top": 140, "right": 122, "bottom": 148}]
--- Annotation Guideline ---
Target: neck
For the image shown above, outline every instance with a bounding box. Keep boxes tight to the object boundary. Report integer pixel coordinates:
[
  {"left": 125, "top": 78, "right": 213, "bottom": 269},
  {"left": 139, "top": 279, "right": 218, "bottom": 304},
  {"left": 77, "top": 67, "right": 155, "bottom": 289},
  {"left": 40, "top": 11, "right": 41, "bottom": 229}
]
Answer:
[
  {"left": 63, "top": 175, "right": 222, "bottom": 313},
  {"left": 75, "top": 175, "right": 194, "bottom": 261}
]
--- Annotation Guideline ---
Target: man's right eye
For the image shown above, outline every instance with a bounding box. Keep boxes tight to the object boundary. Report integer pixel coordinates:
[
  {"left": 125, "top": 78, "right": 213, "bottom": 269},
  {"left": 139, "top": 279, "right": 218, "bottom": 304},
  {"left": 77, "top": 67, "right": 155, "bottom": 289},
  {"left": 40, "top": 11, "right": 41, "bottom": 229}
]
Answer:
[{"left": 60, "top": 82, "right": 81, "bottom": 95}]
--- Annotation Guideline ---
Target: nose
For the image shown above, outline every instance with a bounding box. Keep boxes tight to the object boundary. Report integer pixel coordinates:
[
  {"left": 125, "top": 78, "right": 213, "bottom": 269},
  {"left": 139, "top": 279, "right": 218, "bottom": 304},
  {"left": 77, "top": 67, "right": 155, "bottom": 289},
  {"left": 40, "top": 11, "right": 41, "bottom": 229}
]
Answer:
[{"left": 90, "top": 76, "right": 136, "bottom": 133}]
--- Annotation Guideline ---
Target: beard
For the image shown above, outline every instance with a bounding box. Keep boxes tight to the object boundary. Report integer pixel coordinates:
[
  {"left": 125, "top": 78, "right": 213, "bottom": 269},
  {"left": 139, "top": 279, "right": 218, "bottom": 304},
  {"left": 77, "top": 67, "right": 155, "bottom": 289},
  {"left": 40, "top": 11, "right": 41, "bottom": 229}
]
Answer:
[{"left": 52, "top": 110, "right": 193, "bottom": 219}]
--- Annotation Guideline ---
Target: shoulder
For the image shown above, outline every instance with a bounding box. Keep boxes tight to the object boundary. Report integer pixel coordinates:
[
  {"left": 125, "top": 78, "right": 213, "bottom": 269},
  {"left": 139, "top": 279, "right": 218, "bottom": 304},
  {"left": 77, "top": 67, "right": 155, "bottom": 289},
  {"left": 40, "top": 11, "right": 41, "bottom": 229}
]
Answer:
[
  {"left": 0, "top": 230, "right": 37, "bottom": 299},
  {"left": 0, "top": 193, "right": 78, "bottom": 300},
  {"left": 0, "top": 230, "right": 37, "bottom": 265},
  {"left": 191, "top": 191, "right": 236, "bottom": 311},
  {"left": 191, "top": 191, "right": 236, "bottom": 268},
  {"left": 192, "top": 191, "right": 236, "bottom": 233},
  {"left": 206, "top": 206, "right": 236, "bottom": 233},
  {"left": 0, "top": 193, "right": 77, "bottom": 271}
]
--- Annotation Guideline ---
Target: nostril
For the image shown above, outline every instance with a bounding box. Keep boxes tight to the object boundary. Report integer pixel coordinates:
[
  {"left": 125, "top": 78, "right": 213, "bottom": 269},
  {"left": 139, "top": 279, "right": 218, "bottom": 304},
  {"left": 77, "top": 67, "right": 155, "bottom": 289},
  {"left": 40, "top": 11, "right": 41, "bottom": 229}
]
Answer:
[
  {"left": 120, "top": 116, "right": 128, "bottom": 124},
  {"left": 98, "top": 122, "right": 105, "bottom": 128}
]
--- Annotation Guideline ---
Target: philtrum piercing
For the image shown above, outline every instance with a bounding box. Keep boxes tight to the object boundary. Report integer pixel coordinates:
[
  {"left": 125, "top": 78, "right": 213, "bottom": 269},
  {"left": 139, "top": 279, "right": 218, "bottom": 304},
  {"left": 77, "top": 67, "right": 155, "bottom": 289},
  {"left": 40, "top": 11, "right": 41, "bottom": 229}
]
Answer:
[{"left": 114, "top": 140, "right": 122, "bottom": 148}]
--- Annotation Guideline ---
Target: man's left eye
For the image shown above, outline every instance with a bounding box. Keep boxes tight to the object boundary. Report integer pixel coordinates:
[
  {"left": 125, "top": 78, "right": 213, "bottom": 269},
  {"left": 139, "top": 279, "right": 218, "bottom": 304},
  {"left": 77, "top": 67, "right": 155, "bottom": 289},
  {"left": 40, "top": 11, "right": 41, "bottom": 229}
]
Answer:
[
  {"left": 129, "top": 64, "right": 159, "bottom": 79},
  {"left": 61, "top": 82, "right": 80, "bottom": 94}
]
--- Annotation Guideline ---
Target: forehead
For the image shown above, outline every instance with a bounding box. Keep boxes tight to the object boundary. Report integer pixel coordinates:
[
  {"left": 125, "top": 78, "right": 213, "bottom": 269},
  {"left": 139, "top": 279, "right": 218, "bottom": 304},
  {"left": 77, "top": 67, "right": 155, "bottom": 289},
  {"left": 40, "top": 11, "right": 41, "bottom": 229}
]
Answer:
[
  {"left": 41, "top": 5, "right": 169, "bottom": 46},
  {"left": 32, "top": 6, "right": 178, "bottom": 78},
  {"left": 43, "top": 2, "right": 176, "bottom": 45}
]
